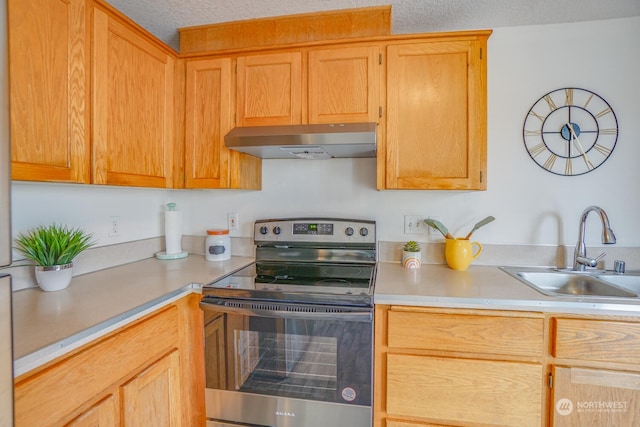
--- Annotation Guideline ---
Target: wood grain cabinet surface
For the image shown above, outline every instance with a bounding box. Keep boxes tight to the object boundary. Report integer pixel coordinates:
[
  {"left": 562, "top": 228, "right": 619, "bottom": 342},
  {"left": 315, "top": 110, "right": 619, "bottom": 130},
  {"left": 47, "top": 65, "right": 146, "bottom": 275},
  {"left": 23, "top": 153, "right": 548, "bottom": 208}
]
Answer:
[
  {"left": 184, "top": 58, "right": 261, "bottom": 189},
  {"left": 380, "top": 36, "right": 489, "bottom": 190},
  {"left": 236, "top": 52, "right": 303, "bottom": 127},
  {"left": 375, "top": 306, "right": 545, "bottom": 427},
  {"left": 92, "top": 5, "right": 177, "bottom": 188},
  {"left": 14, "top": 293, "right": 205, "bottom": 427},
  {"left": 308, "top": 45, "right": 382, "bottom": 124},
  {"left": 235, "top": 44, "right": 382, "bottom": 126},
  {"left": 551, "top": 366, "right": 640, "bottom": 427},
  {"left": 550, "top": 316, "right": 640, "bottom": 427},
  {"left": 9, "top": 0, "right": 182, "bottom": 188},
  {"left": 9, "top": 0, "right": 491, "bottom": 191},
  {"left": 8, "top": 0, "right": 91, "bottom": 184},
  {"left": 377, "top": 306, "right": 640, "bottom": 427}
]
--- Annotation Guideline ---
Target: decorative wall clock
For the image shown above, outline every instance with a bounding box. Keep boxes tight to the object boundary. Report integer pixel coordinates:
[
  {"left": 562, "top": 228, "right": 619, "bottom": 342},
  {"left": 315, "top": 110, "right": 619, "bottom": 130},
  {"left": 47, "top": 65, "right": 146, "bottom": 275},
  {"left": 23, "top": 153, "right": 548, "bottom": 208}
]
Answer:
[{"left": 522, "top": 87, "right": 618, "bottom": 176}]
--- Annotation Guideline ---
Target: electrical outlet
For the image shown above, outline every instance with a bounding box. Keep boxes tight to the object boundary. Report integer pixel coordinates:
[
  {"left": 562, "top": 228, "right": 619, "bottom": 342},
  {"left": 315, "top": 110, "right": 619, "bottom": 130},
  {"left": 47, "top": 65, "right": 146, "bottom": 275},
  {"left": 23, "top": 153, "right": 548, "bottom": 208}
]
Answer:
[
  {"left": 426, "top": 216, "right": 442, "bottom": 237},
  {"left": 228, "top": 212, "right": 239, "bottom": 230},
  {"left": 109, "top": 216, "right": 120, "bottom": 237},
  {"left": 404, "top": 215, "right": 424, "bottom": 234}
]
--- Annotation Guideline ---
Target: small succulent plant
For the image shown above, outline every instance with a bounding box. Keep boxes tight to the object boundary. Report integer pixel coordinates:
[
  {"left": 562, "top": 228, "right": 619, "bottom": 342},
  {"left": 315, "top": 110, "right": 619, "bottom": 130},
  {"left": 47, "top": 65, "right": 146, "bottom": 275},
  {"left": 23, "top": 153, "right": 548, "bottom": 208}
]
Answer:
[{"left": 403, "top": 240, "right": 421, "bottom": 252}]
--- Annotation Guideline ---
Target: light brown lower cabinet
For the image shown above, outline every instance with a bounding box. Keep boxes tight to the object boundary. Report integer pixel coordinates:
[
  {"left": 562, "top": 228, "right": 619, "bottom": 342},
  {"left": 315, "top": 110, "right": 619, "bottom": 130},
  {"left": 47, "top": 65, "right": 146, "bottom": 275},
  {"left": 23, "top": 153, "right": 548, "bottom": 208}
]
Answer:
[
  {"left": 550, "top": 316, "right": 640, "bottom": 427},
  {"left": 386, "top": 422, "right": 445, "bottom": 427},
  {"left": 387, "top": 354, "right": 542, "bottom": 426},
  {"left": 375, "top": 305, "right": 545, "bottom": 427},
  {"left": 376, "top": 305, "right": 640, "bottom": 427},
  {"left": 551, "top": 366, "right": 640, "bottom": 426},
  {"left": 14, "top": 293, "right": 205, "bottom": 426},
  {"left": 121, "top": 350, "right": 182, "bottom": 425},
  {"left": 67, "top": 395, "right": 117, "bottom": 426}
]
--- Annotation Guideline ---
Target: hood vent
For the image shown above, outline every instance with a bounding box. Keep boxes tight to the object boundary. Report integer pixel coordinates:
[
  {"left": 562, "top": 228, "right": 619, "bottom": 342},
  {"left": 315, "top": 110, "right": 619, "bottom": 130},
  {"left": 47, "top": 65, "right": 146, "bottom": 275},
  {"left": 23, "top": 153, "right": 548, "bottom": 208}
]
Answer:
[{"left": 224, "top": 122, "right": 377, "bottom": 159}]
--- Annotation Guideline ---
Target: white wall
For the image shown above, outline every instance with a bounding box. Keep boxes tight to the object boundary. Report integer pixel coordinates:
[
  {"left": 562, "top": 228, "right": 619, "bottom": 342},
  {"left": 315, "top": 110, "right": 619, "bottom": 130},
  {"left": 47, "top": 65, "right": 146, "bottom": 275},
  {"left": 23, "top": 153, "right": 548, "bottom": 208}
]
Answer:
[{"left": 11, "top": 16, "right": 640, "bottom": 255}]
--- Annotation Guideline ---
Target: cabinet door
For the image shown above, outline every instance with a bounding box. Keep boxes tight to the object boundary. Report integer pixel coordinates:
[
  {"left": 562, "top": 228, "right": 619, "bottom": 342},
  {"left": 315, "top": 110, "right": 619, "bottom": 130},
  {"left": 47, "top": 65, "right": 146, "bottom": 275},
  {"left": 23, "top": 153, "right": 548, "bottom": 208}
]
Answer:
[
  {"left": 122, "top": 350, "right": 182, "bottom": 426},
  {"left": 92, "top": 8, "right": 176, "bottom": 188},
  {"left": 308, "top": 46, "right": 381, "bottom": 124},
  {"left": 552, "top": 366, "right": 640, "bottom": 426},
  {"left": 9, "top": 0, "right": 90, "bottom": 183},
  {"left": 184, "top": 58, "right": 261, "bottom": 189},
  {"left": 185, "top": 58, "right": 233, "bottom": 189},
  {"left": 66, "top": 394, "right": 117, "bottom": 426},
  {"left": 386, "top": 354, "right": 543, "bottom": 426},
  {"left": 383, "top": 40, "right": 487, "bottom": 190},
  {"left": 236, "top": 52, "right": 302, "bottom": 126}
]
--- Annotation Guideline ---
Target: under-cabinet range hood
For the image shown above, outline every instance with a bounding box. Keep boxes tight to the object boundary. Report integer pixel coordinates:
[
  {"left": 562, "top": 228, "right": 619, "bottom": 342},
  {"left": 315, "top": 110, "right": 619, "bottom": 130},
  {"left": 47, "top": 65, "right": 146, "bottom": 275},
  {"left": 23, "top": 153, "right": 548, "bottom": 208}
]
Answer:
[{"left": 224, "top": 122, "right": 377, "bottom": 159}]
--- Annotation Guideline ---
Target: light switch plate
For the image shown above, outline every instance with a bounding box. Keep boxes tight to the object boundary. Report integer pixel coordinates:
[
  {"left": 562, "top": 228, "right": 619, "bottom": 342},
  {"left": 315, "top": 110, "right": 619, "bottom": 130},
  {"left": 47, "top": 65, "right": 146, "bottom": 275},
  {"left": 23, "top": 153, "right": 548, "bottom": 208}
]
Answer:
[
  {"left": 404, "top": 215, "right": 424, "bottom": 234},
  {"left": 228, "top": 212, "right": 239, "bottom": 230}
]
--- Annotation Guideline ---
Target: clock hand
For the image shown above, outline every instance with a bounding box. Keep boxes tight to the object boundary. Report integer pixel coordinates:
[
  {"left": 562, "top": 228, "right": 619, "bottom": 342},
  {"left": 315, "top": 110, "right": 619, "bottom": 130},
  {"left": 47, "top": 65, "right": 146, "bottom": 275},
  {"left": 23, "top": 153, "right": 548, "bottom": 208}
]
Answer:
[{"left": 567, "top": 123, "right": 594, "bottom": 169}]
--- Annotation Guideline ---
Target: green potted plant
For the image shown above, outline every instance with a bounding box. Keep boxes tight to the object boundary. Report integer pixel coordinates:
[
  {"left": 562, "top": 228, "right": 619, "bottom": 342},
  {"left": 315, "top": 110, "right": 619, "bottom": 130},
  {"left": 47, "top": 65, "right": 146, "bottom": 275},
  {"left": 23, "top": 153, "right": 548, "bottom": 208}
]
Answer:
[
  {"left": 14, "top": 224, "right": 95, "bottom": 291},
  {"left": 402, "top": 240, "right": 422, "bottom": 269}
]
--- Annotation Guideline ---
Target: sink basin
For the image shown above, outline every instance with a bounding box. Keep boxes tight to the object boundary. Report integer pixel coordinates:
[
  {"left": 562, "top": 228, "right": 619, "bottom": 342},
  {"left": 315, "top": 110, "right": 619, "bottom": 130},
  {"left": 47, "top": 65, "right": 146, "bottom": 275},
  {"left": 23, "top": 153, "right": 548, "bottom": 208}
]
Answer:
[
  {"left": 500, "top": 267, "right": 638, "bottom": 298},
  {"left": 597, "top": 274, "right": 640, "bottom": 294}
]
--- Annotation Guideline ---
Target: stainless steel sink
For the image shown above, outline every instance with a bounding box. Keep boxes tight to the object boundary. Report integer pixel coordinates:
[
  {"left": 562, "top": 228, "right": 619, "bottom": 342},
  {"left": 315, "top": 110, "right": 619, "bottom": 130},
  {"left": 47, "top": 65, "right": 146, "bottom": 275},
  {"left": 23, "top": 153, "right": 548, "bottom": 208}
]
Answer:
[
  {"left": 500, "top": 267, "right": 638, "bottom": 298},
  {"left": 597, "top": 274, "right": 640, "bottom": 294}
]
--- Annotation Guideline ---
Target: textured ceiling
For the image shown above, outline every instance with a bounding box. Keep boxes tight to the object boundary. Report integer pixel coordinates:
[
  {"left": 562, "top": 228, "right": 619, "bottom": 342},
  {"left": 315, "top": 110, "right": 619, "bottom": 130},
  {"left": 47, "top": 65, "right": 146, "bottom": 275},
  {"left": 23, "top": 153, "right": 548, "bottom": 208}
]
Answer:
[{"left": 106, "top": 0, "right": 640, "bottom": 51}]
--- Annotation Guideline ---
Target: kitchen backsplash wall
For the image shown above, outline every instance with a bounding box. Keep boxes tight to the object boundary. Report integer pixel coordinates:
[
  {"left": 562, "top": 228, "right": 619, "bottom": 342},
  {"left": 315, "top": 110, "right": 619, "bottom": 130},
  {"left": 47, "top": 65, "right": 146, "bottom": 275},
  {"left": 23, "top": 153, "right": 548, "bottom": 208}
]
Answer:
[
  {"left": 8, "top": 236, "right": 640, "bottom": 291},
  {"left": 10, "top": 17, "right": 640, "bottom": 267}
]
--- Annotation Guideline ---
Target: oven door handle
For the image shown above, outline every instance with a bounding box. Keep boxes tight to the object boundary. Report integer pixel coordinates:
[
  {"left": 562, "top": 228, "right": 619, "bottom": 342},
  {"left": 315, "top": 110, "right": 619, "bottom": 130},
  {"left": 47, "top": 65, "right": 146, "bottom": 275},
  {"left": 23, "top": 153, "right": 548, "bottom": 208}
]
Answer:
[{"left": 200, "top": 301, "right": 372, "bottom": 322}]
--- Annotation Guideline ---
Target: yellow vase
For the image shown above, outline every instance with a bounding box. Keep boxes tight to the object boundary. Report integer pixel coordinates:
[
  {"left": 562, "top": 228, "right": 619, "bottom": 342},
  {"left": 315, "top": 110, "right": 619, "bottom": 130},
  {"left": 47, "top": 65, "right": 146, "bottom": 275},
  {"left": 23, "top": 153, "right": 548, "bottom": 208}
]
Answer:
[{"left": 445, "top": 239, "right": 482, "bottom": 271}]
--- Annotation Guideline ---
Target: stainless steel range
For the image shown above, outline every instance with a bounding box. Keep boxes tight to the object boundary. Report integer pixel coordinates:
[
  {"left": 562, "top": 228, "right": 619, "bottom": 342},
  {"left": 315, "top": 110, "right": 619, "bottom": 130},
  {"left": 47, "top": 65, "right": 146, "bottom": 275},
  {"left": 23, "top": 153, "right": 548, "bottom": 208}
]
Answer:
[{"left": 201, "top": 218, "right": 376, "bottom": 427}]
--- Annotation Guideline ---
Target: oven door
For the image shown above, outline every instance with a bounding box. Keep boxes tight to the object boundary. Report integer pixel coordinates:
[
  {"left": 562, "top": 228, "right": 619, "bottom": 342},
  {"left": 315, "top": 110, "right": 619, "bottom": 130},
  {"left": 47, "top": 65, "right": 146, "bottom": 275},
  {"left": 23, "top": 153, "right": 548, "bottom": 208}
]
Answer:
[{"left": 201, "top": 298, "right": 373, "bottom": 427}]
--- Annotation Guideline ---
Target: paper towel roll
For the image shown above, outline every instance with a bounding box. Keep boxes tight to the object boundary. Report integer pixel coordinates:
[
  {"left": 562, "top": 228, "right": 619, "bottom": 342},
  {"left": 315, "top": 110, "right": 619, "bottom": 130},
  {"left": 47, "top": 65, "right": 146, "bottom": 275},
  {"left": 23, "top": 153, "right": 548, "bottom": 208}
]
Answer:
[{"left": 165, "top": 208, "right": 183, "bottom": 255}]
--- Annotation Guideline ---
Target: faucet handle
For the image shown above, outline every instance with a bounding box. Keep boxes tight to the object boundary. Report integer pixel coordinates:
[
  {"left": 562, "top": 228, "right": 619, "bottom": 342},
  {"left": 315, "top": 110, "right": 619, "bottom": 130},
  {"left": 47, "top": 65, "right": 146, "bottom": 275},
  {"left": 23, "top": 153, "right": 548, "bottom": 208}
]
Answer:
[
  {"left": 594, "top": 252, "right": 607, "bottom": 263},
  {"left": 576, "top": 252, "right": 606, "bottom": 268}
]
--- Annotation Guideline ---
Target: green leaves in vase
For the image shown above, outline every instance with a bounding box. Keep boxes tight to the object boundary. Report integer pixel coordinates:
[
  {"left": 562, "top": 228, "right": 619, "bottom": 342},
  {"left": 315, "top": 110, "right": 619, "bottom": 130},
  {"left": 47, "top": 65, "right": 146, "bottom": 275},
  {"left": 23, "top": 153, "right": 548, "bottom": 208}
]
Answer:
[{"left": 14, "top": 224, "right": 96, "bottom": 266}]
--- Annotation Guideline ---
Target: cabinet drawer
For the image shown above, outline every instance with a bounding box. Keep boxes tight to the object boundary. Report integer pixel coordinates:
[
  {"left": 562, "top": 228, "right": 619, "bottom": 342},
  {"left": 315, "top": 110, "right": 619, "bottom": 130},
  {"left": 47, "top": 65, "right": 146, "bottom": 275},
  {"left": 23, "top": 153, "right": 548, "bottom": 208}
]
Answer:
[
  {"left": 553, "top": 318, "right": 640, "bottom": 364},
  {"left": 387, "top": 354, "right": 543, "bottom": 426},
  {"left": 15, "top": 305, "right": 179, "bottom": 426},
  {"left": 387, "top": 309, "right": 544, "bottom": 357},
  {"left": 387, "top": 421, "right": 445, "bottom": 427}
]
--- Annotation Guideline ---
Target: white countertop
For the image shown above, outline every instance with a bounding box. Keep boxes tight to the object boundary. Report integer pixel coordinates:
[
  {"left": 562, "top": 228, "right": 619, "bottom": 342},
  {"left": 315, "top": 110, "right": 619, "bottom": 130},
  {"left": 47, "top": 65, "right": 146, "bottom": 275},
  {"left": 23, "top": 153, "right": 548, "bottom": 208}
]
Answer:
[
  {"left": 13, "top": 256, "right": 640, "bottom": 376},
  {"left": 375, "top": 262, "right": 640, "bottom": 315},
  {"left": 12, "top": 255, "right": 253, "bottom": 376}
]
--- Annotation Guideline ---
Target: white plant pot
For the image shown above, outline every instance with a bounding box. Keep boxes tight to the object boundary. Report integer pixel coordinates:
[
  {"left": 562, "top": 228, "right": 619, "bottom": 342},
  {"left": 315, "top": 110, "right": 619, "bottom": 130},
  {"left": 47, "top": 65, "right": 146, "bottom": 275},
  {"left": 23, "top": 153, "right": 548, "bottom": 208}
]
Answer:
[
  {"left": 35, "top": 263, "right": 73, "bottom": 292},
  {"left": 402, "top": 250, "right": 422, "bottom": 269}
]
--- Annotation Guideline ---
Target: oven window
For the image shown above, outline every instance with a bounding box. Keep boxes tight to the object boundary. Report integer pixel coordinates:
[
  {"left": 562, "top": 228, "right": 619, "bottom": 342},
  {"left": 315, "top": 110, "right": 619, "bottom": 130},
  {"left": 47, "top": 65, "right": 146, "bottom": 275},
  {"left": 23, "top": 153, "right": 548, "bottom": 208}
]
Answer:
[
  {"left": 234, "top": 328, "right": 338, "bottom": 399},
  {"left": 204, "top": 312, "right": 372, "bottom": 405}
]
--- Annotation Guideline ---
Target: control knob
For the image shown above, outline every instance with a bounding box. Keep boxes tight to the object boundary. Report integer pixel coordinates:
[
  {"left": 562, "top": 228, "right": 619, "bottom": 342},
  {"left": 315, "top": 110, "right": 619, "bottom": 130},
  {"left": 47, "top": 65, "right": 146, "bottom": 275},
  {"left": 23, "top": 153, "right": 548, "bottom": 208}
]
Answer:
[
  {"left": 259, "top": 226, "right": 269, "bottom": 235},
  {"left": 273, "top": 226, "right": 282, "bottom": 235},
  {"left": 359, "top": 227, "right": 369, "bottom": 237},
  {"left": 345, "top": 227, "right": 354, "bottom": 236}
]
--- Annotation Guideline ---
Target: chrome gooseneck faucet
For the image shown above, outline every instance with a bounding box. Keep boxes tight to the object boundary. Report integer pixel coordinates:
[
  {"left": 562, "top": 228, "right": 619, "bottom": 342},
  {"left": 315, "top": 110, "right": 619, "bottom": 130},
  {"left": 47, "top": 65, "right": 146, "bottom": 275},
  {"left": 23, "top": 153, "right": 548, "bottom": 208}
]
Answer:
[{"left": 573, "top": 205, "right": 616, "bottom": 271}]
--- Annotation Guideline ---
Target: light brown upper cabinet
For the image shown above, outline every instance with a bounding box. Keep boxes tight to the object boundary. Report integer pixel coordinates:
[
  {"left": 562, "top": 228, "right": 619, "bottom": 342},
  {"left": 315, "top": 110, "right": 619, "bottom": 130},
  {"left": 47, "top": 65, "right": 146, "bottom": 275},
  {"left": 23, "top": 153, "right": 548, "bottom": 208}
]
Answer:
[
  {"left": 236, "top": 52, "right": 303, "bottom": 126},
  {"left": 308, "top": 45, "right": 382, "bottom": 124},
  {"left": 380, "top": 35, "right": 489, "bottom": 190},
  {"left": 92, "top": 6, "right": 178, "bottom": 188},
  {"left": 8, "top": 0, "right": 91, "bottom": 183},
  {"left": 184, "top": 58, "right": 261, "bottom": 189}
]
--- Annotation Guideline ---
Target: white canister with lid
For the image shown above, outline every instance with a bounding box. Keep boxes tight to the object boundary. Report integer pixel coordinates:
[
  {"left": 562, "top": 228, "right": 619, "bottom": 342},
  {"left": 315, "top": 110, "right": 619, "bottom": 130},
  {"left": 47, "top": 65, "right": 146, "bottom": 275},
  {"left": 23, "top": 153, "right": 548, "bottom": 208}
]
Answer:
[{"left": 205, "top": 229, "right": 231, "bottom": 261}]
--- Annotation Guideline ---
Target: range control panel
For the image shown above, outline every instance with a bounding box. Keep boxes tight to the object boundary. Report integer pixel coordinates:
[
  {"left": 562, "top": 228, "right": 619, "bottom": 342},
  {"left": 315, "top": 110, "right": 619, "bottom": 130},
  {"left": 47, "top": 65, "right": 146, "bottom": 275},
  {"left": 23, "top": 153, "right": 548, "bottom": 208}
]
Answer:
[{"left": 254, "top": 218, "right": 375, "bottom": 245}]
